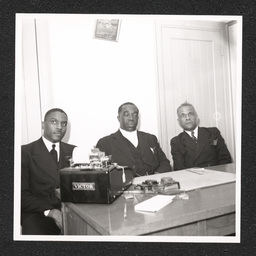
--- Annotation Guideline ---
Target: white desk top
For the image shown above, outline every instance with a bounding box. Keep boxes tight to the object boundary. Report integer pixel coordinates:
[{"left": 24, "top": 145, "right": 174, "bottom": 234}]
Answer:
[{"left": 133, "top": 167, "right": 236, "bottom": 192}]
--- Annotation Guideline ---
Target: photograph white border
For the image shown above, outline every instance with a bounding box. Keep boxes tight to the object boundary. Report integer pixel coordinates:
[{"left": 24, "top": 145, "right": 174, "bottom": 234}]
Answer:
[{"left": 14, "top": 13, "right": 242, "bottom": 243}]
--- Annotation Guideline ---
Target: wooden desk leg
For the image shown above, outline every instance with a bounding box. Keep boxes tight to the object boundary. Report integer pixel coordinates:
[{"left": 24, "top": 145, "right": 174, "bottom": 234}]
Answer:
[{"left": 61, "top": 202, "right": 67, "bottom": 235}]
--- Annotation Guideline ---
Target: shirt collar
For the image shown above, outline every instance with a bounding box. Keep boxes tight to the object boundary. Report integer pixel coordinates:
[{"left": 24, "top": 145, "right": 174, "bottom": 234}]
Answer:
[
  {"left": 42, "top": 136, "right": 60, "bottom": 159},
  {"left": 119, "top": 128, "right": 138, "bottom": 147},
  {"left": 184, "top": 126, "right": 198, "bottom": 139}
]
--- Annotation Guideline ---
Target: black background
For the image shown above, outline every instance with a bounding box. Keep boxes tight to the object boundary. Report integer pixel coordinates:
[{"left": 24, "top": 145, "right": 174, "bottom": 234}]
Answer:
[{"left": 1, "top": 0, "right": 256, "bottom": 255}]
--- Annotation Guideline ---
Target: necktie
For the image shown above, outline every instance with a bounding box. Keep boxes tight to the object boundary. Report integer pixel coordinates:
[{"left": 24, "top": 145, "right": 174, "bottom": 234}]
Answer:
[
  {"left": 191, "top": 131, "right": 197, "bottom": 143},
  {"left": 50, "top": 144, "right": 58, "bottom": 163}
]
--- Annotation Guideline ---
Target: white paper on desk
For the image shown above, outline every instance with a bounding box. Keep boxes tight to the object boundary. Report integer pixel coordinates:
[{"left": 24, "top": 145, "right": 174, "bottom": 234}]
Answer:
[
  {"left": 134, "top": 195, "right": 175, "bottom": 213},
  {"left": 186, "top": 168, "right": 208, "bottom": 175},
  {"left": 133, "top": 170, "right": 236, "bottom": 192}
]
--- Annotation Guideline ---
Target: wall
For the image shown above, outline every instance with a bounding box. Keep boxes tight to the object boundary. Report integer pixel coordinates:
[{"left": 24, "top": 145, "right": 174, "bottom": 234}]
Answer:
[
  {"left": 18, "top": 15, "right": 241, "bottom": 164},
  {"left": 155, "top": 20, "right": 237, "bottom": 162},
  {"left": 21, "top": 15, "right": 159, "bottom": 162}
]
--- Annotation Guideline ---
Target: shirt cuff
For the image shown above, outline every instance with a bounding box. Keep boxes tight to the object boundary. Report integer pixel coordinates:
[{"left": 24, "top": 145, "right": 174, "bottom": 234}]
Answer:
[{"left": 44, "top": 210, "right": 50, "bottom": 217}]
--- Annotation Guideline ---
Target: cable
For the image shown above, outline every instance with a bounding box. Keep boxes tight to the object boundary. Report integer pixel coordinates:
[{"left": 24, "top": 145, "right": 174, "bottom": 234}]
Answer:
[{"left": 112, "top": 163, "right": 126, "bottom": 183}]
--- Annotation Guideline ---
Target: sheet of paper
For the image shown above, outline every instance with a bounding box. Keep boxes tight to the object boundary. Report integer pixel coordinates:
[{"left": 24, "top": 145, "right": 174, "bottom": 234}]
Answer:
[
  {"left": 185, "top": 168, "right": 207, "bottom": 175},
  {"left": 134, "top": 195, "right": 175, "bottom": 213}
]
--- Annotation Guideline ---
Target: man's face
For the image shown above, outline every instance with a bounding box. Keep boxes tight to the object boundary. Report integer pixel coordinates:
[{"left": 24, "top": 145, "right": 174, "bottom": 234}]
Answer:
[
  {"left": 42, "top": 111, "right": 68, "bottom": 143},
  {"left": 118, "top": 104, "right": 139, "bottom": 132},
  {"left": 177, "top": 105, "right": 198, "bottom": 131}
]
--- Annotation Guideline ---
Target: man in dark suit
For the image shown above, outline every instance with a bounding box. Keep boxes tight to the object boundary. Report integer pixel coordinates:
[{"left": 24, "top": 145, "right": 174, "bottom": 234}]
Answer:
[
  {"left": 21, "top": 108, "right": 76, "bottom": 235},
  {"left": 96, "top": 102, "right": 172, "bottom": 177},
  {"left": 171, "top": 102, "right": 232, "bottom": 171}
]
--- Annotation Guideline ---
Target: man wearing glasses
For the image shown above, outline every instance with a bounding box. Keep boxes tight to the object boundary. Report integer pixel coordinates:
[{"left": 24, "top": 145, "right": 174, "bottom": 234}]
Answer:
[{"left": 21, "top": 108, "right": 76, "bottom": 235}]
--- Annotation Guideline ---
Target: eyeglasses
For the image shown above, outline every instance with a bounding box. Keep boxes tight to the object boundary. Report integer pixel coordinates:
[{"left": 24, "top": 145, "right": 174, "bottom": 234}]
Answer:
[{"left": 47, "top": 120, "right": 67, "bottom": 127}]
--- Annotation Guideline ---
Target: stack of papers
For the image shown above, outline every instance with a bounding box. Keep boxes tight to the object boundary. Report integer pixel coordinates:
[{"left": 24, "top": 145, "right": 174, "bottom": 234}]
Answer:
[{"left": 134, "top": 195, "right": 175, "bottom": 213}]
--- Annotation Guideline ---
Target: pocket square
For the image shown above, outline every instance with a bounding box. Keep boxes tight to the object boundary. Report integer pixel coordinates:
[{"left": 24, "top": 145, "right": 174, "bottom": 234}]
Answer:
[
  {"left": 150, "top": 147, "right": 156, "bottom": 153},
  {"left": 211, "top": 139, "right": 218, "bottom": 146}
]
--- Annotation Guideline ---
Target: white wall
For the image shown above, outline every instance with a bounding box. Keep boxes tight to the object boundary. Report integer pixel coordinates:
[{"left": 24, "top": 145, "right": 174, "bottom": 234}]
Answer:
[
  {"left": 18, "top": 15, "right": 241, "bottom": 163},
  {"left": 40, "top": 15, "right": 159, "bottom": 161}
]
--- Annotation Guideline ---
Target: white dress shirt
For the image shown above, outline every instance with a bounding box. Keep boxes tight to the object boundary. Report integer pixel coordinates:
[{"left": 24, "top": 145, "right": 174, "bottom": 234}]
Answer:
[
  {"left": 42, "top": 137, "right": 61, "bottom": 217},
  {"left": 119, "top": 128, "right": 138, "bottom": 147},
  {"left": 185, "top": 126, "right": 199, "bottom": 139},
  {"left": 42, "top": 136, "right": 60, "bottom": 161}
]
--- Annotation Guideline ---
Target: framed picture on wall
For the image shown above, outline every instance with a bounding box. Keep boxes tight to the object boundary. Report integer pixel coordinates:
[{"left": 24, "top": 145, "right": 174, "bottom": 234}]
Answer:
[{"left": 94, "top": 19, "right": 121, "bottom": 42}]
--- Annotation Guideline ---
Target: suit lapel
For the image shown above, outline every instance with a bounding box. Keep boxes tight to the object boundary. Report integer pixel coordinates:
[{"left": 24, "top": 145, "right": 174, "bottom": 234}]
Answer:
[
  {"left": 32, "top": 138, "right": 59, "bottom": 182},
  {"left": 180, "top": 132, "right": 197, "bottom": 152},
  {"left": 137, "top": 132, "right": 155, "bottom": 166},
  {"left": 137, "top": 132, "right": 148, "bottom": 156},
  {"left": 59, "top": 142, "right": 71, "bottom": 169},
  {"left": 194, "top": 127, "right": 210, "bottom": 161},
  {"left": 112, "top": 131, "right": 135, "bottom": 163}
]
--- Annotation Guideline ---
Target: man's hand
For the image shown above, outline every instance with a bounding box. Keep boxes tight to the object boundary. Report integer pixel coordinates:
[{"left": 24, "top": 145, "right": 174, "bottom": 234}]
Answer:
[{"left": 47, "top": 209, "right": 63, "bottom": 230}]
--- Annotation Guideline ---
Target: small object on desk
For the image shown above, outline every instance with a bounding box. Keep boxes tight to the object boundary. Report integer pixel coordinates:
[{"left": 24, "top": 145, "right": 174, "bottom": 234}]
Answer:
[
  {"left": 123, "top": 202, "right": 128, "bottom": 220},
  {"left": 142, "top": 179, "right": 158, "bottom": 186},
  {"left": 123, "top": 190, "right": 143, "bottom": 194},
  {"left": 134, "top": 195, "right": 175, "bottom": 213},
  {"left": 159, "top": 188, "right": 182, "bottom": 195},
  {"left": 133, "top": 178, "right": 180, "bottom": 194},
  {"left": 178, "top": 191, "right": 189, "bottom": 200},
  {"left": 123, "top": 193, "right": 134, "bottom": 200},
  {"left": 161, "top": 177, "right": 173, "bottom": 184},
  {"left": 186, "top": 168, "right": 207, "bottom": 175}
]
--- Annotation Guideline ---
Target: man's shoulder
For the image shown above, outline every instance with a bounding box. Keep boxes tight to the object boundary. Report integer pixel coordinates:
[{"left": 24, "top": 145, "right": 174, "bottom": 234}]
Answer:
[
  {"left": 137, "top": 131, "right": 159, "bottom": 142},
  {"left": 199, "top": 127, "right": 219, "bottom": 133},
  {"left": 98, "top": 131, "right": 120, "bottom": 141},
  {"left": 21, "top": 138, "right": 42, "bottom": 150},
  {"left": 171, "top": 131, "right": 185, "bottom": 142},
  {"left": 137, "top": 130, "right": 156, "bottom": 137},
  {"left": 22, "top": 138, "right": 76, "bottom": 152},
  {"left": 60, "top": 141, "right": 76, "bottom": 149}
]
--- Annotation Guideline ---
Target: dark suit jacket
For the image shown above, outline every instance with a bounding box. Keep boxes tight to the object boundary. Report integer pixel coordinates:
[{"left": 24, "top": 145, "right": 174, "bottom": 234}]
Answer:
[
  {"left": 96, "top": 130, "right": 172, "bottom": 176},
  {"left": 170, "top": 127, "right": 232, "bottom": 171},
  {"left": 21, "top": 137, "right": 76, "bottom": 224}
]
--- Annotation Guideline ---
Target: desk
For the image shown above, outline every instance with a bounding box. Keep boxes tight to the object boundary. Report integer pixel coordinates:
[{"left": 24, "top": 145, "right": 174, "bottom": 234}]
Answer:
[
  {"left": 205, "top": 163, "right": 236, "bottom": 174},
  {"left": 61, "top": 163, "right": 236, "bottom": 236}
]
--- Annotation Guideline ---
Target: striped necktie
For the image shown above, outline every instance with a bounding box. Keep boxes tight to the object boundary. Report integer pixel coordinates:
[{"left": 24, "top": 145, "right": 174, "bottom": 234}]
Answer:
[{"left": 191, "top": 131, "right": 197, "bottom": 143}]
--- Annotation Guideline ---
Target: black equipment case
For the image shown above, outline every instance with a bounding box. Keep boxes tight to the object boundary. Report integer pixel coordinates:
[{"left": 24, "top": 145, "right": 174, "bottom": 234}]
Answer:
[{"left": 59, "top": 165, "right": 133, "bottom": 204}]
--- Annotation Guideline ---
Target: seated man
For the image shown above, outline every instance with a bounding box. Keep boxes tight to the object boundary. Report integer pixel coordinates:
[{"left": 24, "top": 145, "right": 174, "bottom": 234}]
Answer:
[
  {"left": 96, "top": 102, "right": 172, "bottom": 177},
  {"left": 171, "top": 102, "right": 232, "bottom": 171},
  {"left": 21, "top": 108, "right": 76, "bottom": 235}
]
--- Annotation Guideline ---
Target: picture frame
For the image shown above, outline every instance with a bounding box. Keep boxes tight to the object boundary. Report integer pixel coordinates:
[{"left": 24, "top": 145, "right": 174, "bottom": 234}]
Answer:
[{"left": 94, "top": 19, "right": 121, "bottom": 42}]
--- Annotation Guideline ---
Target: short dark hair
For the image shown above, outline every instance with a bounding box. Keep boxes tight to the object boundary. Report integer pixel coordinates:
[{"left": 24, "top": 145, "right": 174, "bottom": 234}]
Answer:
[
  {"left": 44, "top": 108, "right": 68, "bottom": 121},
  {"left": 177, "top": 102, "right": 197, "bottom": 116},
  {"left": 118, "top": 102, "right": 139, "bottom": 115}
]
